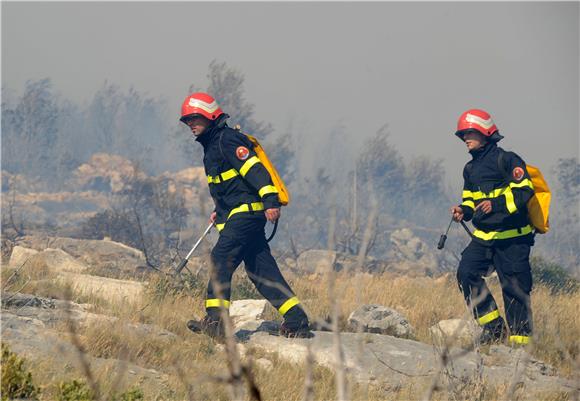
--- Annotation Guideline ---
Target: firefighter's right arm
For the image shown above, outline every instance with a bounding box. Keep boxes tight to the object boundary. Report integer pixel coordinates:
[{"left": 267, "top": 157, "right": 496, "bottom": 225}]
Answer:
[{"left": 459, "top": 164, "right": 475, "bottom": 221}]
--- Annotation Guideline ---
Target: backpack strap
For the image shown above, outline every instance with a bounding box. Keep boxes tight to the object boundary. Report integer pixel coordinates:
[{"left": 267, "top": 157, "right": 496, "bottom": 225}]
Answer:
[{"left": 496, "top": 149, "right": 512, "bottom": 184}]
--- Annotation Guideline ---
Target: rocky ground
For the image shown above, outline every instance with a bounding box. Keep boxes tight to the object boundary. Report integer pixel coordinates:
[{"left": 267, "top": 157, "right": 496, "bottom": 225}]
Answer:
[{"left": 1, "top": 236, "right": 578, "bottom": 400}]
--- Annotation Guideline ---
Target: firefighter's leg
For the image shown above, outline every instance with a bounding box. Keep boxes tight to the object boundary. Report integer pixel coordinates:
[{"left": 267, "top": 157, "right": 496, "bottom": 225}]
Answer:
[
  {"left": 457, "top": 241, "right": 505, "bottom": 338},
  {"left": 243, "top": 234, "right": 310, "bottom": 335},
  {"left": 494, "top": 243, "right": 533, "bottom": 346},
  {"left": 205, "top": 233, "right": 245, "bottom": 321}
]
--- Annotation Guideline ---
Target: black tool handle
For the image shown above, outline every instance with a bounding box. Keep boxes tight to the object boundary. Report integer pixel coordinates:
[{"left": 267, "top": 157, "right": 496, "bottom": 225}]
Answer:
[
  {"left": 437, "top": 234, "right": 447, "bottom": 250},
  {"left": 266, "top": 219, "right": 279, "bottom": 243},
  {"left": 175, "top": 259, "right": 188, "bottom": 274}
]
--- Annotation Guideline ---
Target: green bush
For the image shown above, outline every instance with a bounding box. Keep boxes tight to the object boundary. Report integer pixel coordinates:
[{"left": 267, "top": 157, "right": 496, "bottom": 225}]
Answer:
[
  {"left": 532, "top": 256, "right": 578, "bottom": 294},
  {"left": 57, "top": 380, "right": 94, "bottom": 401},
  {"left": 113, "top": 388, "right": 144, "bottom": 401},
  {"left": 1, "top": 343, "right": 39, "bottom": 401},
  {"left": 57, "top": 379, "right": 143, "bottom": 401},
  {"left": 145, "top": 273, "right": 205, "bottom": 303}
]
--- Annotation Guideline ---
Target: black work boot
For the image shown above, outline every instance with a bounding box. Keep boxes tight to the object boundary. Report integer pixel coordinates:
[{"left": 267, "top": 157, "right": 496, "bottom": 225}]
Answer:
[
  {"left": 187, "top": 315, "right": 224, "bottom": 340},
  {"left": 279, "top": 307, "right": 314, "bottom": 338},
  {"left": 479, "top": 317, "right": 507, "bottom": 345},
  {"left": 279, "top": 322, "right": 314, "bottom": 338}
]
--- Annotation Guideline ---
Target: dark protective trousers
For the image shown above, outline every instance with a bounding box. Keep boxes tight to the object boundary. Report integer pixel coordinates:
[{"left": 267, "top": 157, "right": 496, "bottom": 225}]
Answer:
[
  {"left": 206, "top": 216, "right": 308, "bottom": 327},
  {"left": 457, "top": 240, "right": 533, "bottom": 336}
]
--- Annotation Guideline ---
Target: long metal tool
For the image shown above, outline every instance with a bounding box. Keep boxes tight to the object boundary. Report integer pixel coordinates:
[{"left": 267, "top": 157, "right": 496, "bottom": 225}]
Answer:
[{"left": 174, "top": 222, "right": 214, "bottom": 274}]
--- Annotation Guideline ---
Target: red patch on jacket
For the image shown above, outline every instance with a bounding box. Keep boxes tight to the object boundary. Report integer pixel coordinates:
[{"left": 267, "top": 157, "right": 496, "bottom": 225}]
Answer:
[
  {"left": 512, "top": 167, "right": 525, "bottom": 181},
  {"left": 236, "top": 146, "right": 250, "bottom": 161}
]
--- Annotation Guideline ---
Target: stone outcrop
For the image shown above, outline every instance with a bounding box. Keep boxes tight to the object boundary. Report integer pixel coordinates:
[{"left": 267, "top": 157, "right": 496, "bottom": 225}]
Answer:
[
  {"left": 429, "top": 318, "right": 482, "bottom": 346},
  {"left": 388, "top": 228, "right": 438, "bottom": 275},
  {"left": 9, "top": 246, "right": 88, "bottom": 274},
  {"left": 296, "top": 250, "right": 336, "bottom": 274},
  {"left": 348, "top": 304, "right": 414, "bottom": 338},
  {"left": 16, "top": 235, "right": 146, "bottom": 274}
]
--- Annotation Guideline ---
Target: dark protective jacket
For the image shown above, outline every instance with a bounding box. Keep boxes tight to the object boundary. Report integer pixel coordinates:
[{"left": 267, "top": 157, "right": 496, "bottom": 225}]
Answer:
[
  {"left": 196, "top": 115, "right": 280, "bottom": 233},
  {"left": 459, "top": 142, "right": 535, "bottom": 245}
]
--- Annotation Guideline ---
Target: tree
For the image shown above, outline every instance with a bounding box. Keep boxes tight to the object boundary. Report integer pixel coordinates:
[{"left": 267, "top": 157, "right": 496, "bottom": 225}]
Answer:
[{"left": 2, "top": 79, "right": 60, "bottom": 180}]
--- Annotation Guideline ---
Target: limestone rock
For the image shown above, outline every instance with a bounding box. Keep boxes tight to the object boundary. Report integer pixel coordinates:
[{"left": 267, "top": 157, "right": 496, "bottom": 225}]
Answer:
[
  {"left": 56, "top": 272, "right": 144, "bottom": 304},
  {"left": 245, "top": 330, "right": 576, "bottom": 398},
  {"left": 348, "top": 304, "right": 414, "bottom": 338},
  {"left": 14, "top": 248, "right": 88, "bottom": 274},
  {"left": 388, "top": 229, "right": 438, "bottom": 275},
  {"left": 429, "top": 318, "right": 482, "bottom": 346},
  {"left": 230, "top": 299, "right": 268, "bottom": 331},
  {"left": 8, "top": 246, "right": 39, "bottom": 268},
  {"left": 297, "top": 250, "right": 336, "bottom": 274},
  {"left": 16, "top": 235, "right": 146, "bottom": 274}
]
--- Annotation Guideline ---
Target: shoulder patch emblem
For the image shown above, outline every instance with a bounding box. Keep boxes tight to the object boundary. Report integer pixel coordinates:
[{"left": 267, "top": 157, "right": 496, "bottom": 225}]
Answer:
[
  {"left": 236, "top": 146, "right": 250, "bottom": 161},
  {"left": 512, "top": 167, "right": 525, "bottom": 181}
]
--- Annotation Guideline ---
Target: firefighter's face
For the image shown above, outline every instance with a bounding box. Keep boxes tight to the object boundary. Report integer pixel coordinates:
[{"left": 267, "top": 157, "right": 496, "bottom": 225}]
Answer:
[
  {"left": 463, "top": 131, "right": 486, "bottom": 151},
  {"left": 184, "top": 115, "right": 211, "bottom": 137}
]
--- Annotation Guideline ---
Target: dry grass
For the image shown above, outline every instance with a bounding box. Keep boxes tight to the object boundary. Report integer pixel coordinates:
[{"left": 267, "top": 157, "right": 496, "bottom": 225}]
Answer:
[{"left": 2, "top": 263, "right": 578, "bottom": 400}]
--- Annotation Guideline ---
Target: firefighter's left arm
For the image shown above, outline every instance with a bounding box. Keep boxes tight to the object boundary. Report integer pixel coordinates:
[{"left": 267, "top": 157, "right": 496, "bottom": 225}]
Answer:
[
  {"left": 221, "top": 130, "right": 280, "bottom": 209},
  {"left": 491, "top": 153, "right": 534, "bottom": 214}
]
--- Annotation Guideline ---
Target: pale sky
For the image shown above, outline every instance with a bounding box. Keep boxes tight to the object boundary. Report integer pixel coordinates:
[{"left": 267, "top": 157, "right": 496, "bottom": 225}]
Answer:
[{"left": 2, "top": 1, "right": 579, "bottom": 192}]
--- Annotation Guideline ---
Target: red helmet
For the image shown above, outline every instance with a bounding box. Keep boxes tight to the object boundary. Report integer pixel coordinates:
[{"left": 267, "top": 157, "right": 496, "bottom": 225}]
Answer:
[
  {"left": 455, "top": 109, "right": 499, "bottom": 139},
  {"left": 180, "top": 92, "right": 223, "bottom": 122}
]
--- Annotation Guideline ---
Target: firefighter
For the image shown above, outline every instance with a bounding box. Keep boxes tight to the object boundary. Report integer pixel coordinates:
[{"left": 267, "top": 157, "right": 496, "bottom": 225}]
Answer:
[
  {"left": 450, "top": 109, "right": 535, "bottom": 346},
  {"left": 179, "top": 92, "right": 312, "bottom": 339}
]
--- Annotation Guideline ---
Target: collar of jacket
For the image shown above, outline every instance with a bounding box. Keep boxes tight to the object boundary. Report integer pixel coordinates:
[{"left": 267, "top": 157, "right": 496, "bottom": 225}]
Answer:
[
  {"left": 195, "top": 114, "right": 230, "bottom": 148},
  {"left": 469, "top": 141, "right": 496, "bottom": 160}
]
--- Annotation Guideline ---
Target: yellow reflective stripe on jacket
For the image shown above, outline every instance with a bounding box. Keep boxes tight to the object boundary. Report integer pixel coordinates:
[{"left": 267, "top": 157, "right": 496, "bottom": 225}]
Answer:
[
  {"left": 207, "top": 168, "right": 239, "bottom": 184},
  {"left": 509, "top": 178, "right": 534, "bottom": 190},
  {"left": 509, "top": 335, "right": 530, "bottom": 345},
  {"left": 278, "top": 296, "right": 300, "bottom": 316},
  {"left": 473, "top": 225, "right": 533, "bottom": 241},
  {"left": 461, "top": 200, "right": 475, "bottom": 210},
  {"left": 464, "top": 180, "right": 533, "bottom": 215},
  {"left": 462, "top": 190, "right": 474, "bottom": 199},
  {"left": 504, "top": 189, "right": 517, "bottom": 214},
  {"left": 215, "top": 202, "right": 266, "bottom": 232},
  {"left": 258, "top": 185, "right": 278, "bottom": 198},
  {"left": 227, "top": 202, "right": 264, "bottom": 219},
  {"left": 477, "top": 310, "right": 500, "bottom": 325},
  {"left": 239, "top": 156, "right": 261, "bottom": 177},
  {"left": 205, "top": 299, "right": 231, "bottom": 308},
  {"left": 470, "top": 187, "right": 506, "bottom": 200}
]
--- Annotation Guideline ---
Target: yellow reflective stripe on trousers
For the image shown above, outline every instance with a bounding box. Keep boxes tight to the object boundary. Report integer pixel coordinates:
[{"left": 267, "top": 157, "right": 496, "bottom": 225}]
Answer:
[
  {"left": 258, "top": 185, "right": 278, "bottom": 198},
  {"left": 473, "top": 225, "right": 533, "bottom": 241},
  {"left": 215, "top": 202, "right": 266, "bottom": 232},
  {"left": 207, "top": 169, "right": 239, "bottom": 184},
  {"left": 461, "top": 200, "right": 475, "bottom": 210},
  {"left": 278, "top": 296, "right": 300, "bottom": 316},
  {"left": 477, "top": 310, "right": 500, "bottom": 325},
  {"left": 205, "top": 299, "right": 231, "bottom": 308},
  {"left": 509, "top": 335, "right": 530, "bottom": 345},
  {"left": 240, "top": 156, "right": 261, "bottom": 177}
]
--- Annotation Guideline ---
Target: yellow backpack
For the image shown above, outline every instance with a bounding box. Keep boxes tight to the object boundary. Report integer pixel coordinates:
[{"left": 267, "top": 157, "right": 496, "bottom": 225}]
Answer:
[
  {"left": 233, "top": 126, "right": 290, "bottom": 206},
  {"left": 496, "top": 151, "right": 551, "bottom": 234},
  {"left": 525, "top": 165, "right": 551, "bottom": 234}
]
